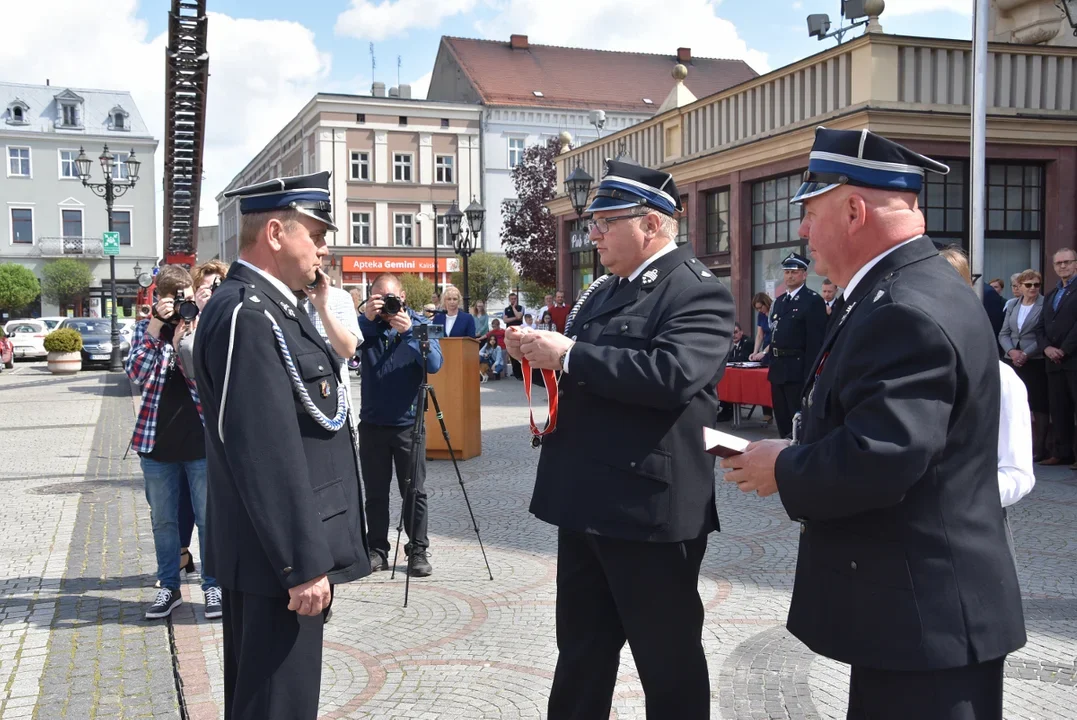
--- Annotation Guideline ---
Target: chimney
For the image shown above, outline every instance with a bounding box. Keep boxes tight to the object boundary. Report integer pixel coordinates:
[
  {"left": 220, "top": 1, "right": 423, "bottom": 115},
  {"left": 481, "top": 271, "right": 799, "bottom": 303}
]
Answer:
[
  {"left": 46, "top": 78, "right": 50, "bottom": 86},
  {"left": 510, "top": 34, "right": 529, "bottom": 50},
  {"left": 677, "top": 47, "right": 691, "bottom": 64},
  {"left": 372, "top": 81, "right": 386, "bottom": 97},
  {"left": 399, "top": 84, "right": 412, "bottom": 99},
  {"left": 388, "top": 86, "right": 400, "bottom": 98}
]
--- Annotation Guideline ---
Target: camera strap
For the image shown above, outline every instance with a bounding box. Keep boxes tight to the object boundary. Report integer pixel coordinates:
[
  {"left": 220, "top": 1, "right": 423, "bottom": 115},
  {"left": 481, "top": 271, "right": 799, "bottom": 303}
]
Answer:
[{"left": 522, "top": 358, "right": 558, "bottom": 448}]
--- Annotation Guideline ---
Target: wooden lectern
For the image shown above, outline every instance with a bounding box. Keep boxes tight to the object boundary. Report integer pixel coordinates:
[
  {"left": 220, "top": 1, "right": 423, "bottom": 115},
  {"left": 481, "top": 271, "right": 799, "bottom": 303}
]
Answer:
[{"left": 424, "top": 337, "right": 482, "bottom": 460}]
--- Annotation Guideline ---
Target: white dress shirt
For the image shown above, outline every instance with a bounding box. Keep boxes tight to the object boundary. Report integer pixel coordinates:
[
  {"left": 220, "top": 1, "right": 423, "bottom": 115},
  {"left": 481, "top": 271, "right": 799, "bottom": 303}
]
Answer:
[
  {"left": 236, "top": 259, "right": 297, "bottom": 305},
  {"left": 563, "top": 239, "right": 678, "bottom": 373},
  {"left": 1016, "top": 302, "right": 1034, "bottom": 331},
  {"left": 444, "top": 312, "right": 458, "bottom": 337},
  {"left": 997, "top": 361, "right": 1036, "bottom": 507}
]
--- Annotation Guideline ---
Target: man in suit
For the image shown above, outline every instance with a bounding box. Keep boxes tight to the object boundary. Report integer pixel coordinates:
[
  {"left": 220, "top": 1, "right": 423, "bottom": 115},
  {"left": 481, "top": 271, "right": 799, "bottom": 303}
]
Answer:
[
  {"left": 722, "top": 128, "right": 1026, "bottom": 719},
  {"left": 194, "top": 171, "right": 371, "bottom": 720},
  {"left": 503, "top": 292, "right": 526, "bottom": 379},
  {"left": 821, "top": 278, "right": 838, "bottom": 314},
  {"left": 767, "top": 252, "right": 827, "bottom": 439},
  {"left": 1040, "top": 247, "right": 1077, "bottom": 466},
  {"left": 505, "top": 159, "right": 734, "bottom": 719}
]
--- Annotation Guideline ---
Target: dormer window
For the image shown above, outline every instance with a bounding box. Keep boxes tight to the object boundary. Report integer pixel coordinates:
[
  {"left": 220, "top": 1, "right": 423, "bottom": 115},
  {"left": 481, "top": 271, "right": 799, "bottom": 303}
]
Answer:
[
  {"left": 6, "top": 99, "right": 29, "bottom": 126},
  {"left": 62, "top": 104, "right": 77, "bottom": 126},
  {"left": 54, "top": 89, "right": 84, "bottom": 129},
  {"left": 108, "top": 105, "right": 130, "bottom": 131}
]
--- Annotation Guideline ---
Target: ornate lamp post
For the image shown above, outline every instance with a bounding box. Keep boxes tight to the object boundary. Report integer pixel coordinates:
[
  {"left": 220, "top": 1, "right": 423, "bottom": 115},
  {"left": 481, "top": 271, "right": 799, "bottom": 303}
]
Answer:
[
  {"left": 564, "top": 162, "right": 594, "bottom": 281},
  {"left": 446, "top": 198, "right": 485, "bottom": 311},
  {"left": 75, "top": 144, "right": 141, "bottom": 372}
]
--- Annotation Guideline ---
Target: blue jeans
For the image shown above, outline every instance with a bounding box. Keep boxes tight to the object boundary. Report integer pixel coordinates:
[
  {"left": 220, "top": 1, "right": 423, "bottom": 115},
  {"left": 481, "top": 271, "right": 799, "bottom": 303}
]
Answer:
[{"left": 140, "top": 457, "right": 216, "bottom": 591}]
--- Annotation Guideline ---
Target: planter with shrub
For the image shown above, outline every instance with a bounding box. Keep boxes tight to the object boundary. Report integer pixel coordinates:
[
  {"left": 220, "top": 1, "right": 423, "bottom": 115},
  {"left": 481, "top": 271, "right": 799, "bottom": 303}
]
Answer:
[{"left": 44, "top": 328, "right": 83, "bottom": 375}]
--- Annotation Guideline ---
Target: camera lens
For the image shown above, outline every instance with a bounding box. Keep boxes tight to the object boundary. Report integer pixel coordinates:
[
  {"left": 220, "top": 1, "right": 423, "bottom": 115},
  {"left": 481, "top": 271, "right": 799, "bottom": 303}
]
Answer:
[{"left": 178, "top": 299, "right": 199, "bottom": 321}]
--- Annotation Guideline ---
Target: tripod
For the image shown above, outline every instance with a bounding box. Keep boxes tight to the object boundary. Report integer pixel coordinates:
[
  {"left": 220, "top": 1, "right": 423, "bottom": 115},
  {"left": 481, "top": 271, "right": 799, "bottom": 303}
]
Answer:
[{"left": 390, "top": 324, "right": 493, "bottom": 607}]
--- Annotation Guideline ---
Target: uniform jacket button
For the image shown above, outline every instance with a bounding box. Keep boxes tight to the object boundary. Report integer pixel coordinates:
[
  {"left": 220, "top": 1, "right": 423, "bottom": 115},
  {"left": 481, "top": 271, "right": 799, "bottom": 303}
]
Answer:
[
  {"left": 800, "top": 522, "right": 806, "bottom": 534},
  {"left": 318, "top": 365, "right": 324, "bottom": 371},
  {"left": 620, "top": 324, "right": 629, "bottom": 332},
  {"left": 850, "top": 561, "right": 857, "bottom": 571},
  {"left": 282, "top": 566, "right": 293, "bottom": 575},
  {"left": 583, "top": 323, "right": 590, "bottom": 330},
  {"left": 577, "top": 381, "right": 586, "bottom": 387}
]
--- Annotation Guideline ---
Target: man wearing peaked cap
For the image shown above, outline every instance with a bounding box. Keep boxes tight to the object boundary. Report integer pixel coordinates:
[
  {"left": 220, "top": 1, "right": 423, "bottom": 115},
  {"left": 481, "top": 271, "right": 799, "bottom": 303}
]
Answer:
[
  {"left": 194, "top": 170, "right": 370, "bottom": 720},
  {"left": 722, "top": 128, "right": 1025, "bottom": 719},
  {"left": 765, "top": 250, "right": 827, "bottom": 439},
  {"left": 504, "top": 157, "right": 734, "bottom": 718}
]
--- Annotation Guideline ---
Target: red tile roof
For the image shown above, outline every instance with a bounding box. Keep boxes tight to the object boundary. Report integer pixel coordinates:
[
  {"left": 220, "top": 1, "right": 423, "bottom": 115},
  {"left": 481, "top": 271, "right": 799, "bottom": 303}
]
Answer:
[{"left": 440, "top": 36, "right": 758, "bottom": 112}]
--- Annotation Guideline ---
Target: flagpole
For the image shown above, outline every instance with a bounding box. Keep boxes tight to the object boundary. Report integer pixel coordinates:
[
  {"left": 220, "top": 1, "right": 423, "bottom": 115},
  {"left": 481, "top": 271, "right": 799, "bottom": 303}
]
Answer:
[{"left": 969, "top": 0, "right": 988, "bottom": 299}]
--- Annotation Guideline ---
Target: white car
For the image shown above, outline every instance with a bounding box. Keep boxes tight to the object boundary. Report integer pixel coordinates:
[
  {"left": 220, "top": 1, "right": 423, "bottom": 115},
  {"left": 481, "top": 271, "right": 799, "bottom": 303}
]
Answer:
[
  {"left": 38, "top": 316, "right": 67, "bottom": 331},
  {"left": 3, "top": 319, "right": 48, "bottom": 359}
]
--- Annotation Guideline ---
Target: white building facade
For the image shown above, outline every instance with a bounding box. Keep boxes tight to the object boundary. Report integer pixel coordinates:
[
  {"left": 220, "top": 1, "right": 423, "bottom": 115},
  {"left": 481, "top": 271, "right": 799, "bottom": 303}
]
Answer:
[{"left": 0, "top": 81, "right": 158, "bottom": 318}]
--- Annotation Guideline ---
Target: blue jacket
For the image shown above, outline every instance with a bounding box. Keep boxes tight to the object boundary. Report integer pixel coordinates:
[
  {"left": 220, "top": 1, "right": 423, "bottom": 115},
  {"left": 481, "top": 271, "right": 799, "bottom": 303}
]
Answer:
[
  {"left": 432, "top": 310, "right": 476, "bottom": 338},
  {"left": 358, "top": 309, "right": 443, "bottom": 426}
]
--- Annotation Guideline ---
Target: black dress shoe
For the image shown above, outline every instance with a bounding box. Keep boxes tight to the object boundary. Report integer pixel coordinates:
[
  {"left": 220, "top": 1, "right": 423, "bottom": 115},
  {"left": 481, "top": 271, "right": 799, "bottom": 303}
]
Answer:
[{"left": 369, "top": 551, "right": 388, "bottom": 571}]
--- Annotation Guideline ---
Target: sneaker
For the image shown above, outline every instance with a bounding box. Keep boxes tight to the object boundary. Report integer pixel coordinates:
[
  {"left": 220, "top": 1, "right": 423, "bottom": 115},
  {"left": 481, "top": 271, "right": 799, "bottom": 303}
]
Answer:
[
  {"left": 369, "top": 551, "right": 388, "bottom": 572},
  {"left": 408, "top": 550, "right": 433, "bottom": 578},
  {"left": 145, "top": 587, "right": 181, "bottom": 619},
  {"left": 204, "top": 586, "right": 223, "bottom": 620}
]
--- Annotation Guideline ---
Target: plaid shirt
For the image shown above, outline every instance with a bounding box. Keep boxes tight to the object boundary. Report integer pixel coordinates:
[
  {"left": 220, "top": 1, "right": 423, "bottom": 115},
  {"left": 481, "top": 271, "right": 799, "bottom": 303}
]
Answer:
[{"left": 125, "top": 319, "right": 203, "bottom": 454}]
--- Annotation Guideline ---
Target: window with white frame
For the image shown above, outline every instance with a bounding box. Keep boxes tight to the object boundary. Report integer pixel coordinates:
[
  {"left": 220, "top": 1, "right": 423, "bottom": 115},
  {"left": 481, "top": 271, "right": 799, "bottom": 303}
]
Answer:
[
  {"left": 508, "top": 137, "right": 525, "bottom": 168},
  {"left": 62, "top": 208, "right": 83, "bottom": 237},
  {"left": 351, "top": 212, "right": 371, "bottom": 245},
  {"left": 11, "top": 208, "right": 33, "bottom": 244},
  {"left": 350, "top": 151, "right": 370, "bottom": 181},
  {"left": 113, "top": 112, "right": 125, "bottom": 130},
  {"left": 436, "top": 215, "right": 451, "bottom": 247},
  {"left": 60, "top": 103, "right": 79, "bottom": 127},
  {"left": 111, "top": 151, "right": 129, "bottom": 180},
  {"left": 435, "top": 155, "right": 454, "bottom": 184},
  {"left": 59, "top": 149, "right": 80, "bottom": 179},
  {"left": 8, "top": 147, "right": 30, "bottom": 177},
  {"left": 113, "top": 210, "right": 132, "bottom": 245},
  {"left": 393, "top": 153, "right": 413, "bottom": 182},
  {"left": 394, "top": 213, "right": 414, "bottom": 246}
]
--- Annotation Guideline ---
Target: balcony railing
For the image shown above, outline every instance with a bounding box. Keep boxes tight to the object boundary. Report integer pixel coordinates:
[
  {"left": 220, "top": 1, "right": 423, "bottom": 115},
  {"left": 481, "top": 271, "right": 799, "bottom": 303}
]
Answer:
[{"left": 37, "top": 236, "right": 105, "bottom": 258}]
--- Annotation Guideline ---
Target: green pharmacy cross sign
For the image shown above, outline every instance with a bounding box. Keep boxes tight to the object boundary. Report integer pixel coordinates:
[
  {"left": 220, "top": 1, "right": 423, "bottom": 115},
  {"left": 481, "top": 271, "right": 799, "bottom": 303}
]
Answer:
[{"left": 102, "top": 231, "right": 120, "bottom": 256}]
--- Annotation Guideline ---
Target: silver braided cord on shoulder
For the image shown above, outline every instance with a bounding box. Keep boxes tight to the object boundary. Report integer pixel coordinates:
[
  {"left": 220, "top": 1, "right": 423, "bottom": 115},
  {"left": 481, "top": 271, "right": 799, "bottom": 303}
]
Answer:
[
  {"left": 563, "top": 273, "right": 614, "bottom": 335},
  {"left": 263, "top": 310, "right": 349, "bottom": 433}
]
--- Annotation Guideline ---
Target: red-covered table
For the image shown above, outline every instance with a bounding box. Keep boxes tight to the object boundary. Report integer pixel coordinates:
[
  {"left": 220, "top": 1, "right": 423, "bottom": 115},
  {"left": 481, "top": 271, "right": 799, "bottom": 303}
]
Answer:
[{"left": 717, "top": 367, "right": 772, "bottom": 428}]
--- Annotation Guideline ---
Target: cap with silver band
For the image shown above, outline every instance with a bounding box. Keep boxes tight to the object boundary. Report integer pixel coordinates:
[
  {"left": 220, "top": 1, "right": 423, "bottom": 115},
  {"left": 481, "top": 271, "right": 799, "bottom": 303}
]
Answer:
[{"left": 224, "top": 170, "right": 338, "bottom": 232}]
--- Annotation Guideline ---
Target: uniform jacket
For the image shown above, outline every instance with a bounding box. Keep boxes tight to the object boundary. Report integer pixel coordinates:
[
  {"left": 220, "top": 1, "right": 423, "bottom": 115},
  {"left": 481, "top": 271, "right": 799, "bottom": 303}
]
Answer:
[
  {"left": 1041, "top": 278, "right": 1077, "bottom": 372},
  {"left": 774, "top": 236, "right": 1026, "bottom": 671},
  {"left": 194, "top": 262, "right": 371, "bottom": 597},
  {"left": 767, "top": 285, "right": 827, "bottom": 386},
  {"left": 531, "top": 243, "right": 735, "bottom": 543}
]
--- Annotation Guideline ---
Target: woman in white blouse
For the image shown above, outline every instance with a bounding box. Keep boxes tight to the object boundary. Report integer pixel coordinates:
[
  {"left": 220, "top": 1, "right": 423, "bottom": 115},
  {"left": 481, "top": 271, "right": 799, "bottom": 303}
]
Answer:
[{"left": 433, "top": 286, "right": 476, "bottom": 338}]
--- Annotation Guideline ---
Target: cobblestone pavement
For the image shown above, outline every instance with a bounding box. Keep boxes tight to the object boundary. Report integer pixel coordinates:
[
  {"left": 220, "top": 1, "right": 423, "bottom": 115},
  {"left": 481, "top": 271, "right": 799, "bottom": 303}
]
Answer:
[{"left": 4, "top": 365, "right": 1077, "bottom": 718}]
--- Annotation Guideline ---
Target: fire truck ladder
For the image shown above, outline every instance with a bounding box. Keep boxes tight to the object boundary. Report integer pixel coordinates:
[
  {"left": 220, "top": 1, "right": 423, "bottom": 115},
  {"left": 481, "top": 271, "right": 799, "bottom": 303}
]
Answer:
[{"left": 162, "top": 0, "right": 209, "bottom": 267}]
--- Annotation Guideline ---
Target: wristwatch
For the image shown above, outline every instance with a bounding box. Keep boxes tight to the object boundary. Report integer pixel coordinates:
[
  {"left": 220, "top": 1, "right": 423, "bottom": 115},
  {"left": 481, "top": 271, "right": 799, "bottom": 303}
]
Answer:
[{"left": 558, "top": 345, "right": 572, "bottom": 372}]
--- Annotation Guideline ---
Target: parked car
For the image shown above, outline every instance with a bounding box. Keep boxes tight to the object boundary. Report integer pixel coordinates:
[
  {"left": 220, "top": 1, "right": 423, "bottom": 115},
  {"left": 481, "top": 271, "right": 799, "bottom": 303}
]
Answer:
[
  {"left": 58, "top": 318, "right": 132, "bottom": 367},
  {"left": 3, "top": 320, "right": 48, "bottom": 360},
  {"left": 0, "top": 328, "right": 14, "bottom": 370},
  {"left": 38, "top": 316, "right": 68, "bottom": 330}
]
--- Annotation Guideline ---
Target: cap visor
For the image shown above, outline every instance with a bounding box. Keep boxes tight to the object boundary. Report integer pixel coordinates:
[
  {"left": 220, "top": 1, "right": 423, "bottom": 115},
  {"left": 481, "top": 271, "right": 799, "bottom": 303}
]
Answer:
[
  {"left": 790, "top": 181, "right": 840, "bottom": 204},
  {"left": 295, "top": 206, "right": 339, "bottom": 233},
  {"left": 585, "top": 196, "right": 643, "bottom": 213}
]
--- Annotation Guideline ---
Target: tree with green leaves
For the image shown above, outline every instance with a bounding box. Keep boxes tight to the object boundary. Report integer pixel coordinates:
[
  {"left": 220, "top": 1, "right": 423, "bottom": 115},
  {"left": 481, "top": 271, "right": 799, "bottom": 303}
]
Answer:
[
  {"left": 41, "top": 259, "right": 93, "bottom": 308},
  {"left": 400, "top": 274, "right": 435, "bottom": 309},
  {"left": 450, "top": 252, "right": 514, "bottom": 309},
  {"left": 0, "top": 264, "right": 40, "bottom": 312}
]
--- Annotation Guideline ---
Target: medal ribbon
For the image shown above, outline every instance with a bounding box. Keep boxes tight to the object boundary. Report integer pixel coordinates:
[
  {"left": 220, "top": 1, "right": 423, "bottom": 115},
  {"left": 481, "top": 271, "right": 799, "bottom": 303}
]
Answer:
[{"left": 522, "top": 358, "right": 559, "bottom": 446}]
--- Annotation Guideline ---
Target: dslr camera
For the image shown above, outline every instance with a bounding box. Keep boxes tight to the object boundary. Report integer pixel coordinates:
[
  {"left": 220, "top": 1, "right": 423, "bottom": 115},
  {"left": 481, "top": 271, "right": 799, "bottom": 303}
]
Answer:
[{"left": 380, "top": 294, "right": 403, "bottom": 316}]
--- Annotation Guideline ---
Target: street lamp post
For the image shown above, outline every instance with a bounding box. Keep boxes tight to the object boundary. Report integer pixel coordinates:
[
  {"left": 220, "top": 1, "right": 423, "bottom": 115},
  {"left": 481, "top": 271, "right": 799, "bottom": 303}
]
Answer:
[
  {"left": 431, "top": 202, "right": 440, "bottom": 294},
  {"left": 445, "top": 198, "right": 485, "bottom": 311},
  {"left": 564, "top": 162, "right": 594, "bottom": 282},
  {"left": 75, "top": 144, "right": 141, "bottom": 372}
]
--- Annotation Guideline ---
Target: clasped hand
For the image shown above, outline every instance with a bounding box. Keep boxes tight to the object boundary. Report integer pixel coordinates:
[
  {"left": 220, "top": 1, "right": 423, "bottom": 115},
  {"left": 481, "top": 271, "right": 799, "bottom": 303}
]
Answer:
[{"left": 506, "top": 326, "right": 573, "bottom": 370}]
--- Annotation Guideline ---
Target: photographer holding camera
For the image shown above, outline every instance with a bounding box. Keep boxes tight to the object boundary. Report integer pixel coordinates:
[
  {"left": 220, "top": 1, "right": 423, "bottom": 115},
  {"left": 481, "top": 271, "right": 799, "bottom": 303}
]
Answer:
[
  {"left": 125, "top": 264, "right": 221, "bottom": 621},
  {"left": 358, "top": 273, "right": 443, "bottom": 577}
]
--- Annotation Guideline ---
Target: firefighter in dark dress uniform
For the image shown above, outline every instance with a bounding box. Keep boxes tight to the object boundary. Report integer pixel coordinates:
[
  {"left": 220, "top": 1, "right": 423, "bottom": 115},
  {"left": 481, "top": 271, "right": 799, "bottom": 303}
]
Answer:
[
  {"left": 722, "top": 128, "right": 1026, "bottom": 720},
  {"left": 194, "top": 171, "right": 370, "bottom": 720},
  {"left": 506, "top": 159, "right": 734, "bottom": 719},
  {"left": 767, "top": 252, "right": 827, "bottom": 438}
]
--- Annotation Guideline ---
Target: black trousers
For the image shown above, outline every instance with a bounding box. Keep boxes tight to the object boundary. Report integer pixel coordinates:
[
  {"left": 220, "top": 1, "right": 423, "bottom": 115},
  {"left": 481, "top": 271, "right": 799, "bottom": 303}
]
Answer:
[
  {"left": 847, "top": 657, "right": 1005, "bottom": 720},
  {"left": 548, "top": 528, "right": 710, "bottom": 720},
  {"left": 359, "top": 422, "right": 429, "bottom": 557},
  {"left": 1047, "top": 368, "right": 1077, "bottom": 460},
  {"left": 222, "top": 588, "right": 324, "bottom": 720},
  {"left": 771, "top": 381, "right": 802, "bottom": 439}
]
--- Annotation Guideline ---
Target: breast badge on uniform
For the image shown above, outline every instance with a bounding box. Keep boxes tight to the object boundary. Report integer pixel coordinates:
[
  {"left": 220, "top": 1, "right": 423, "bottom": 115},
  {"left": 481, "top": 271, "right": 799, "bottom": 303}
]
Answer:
[
  {"left": 279, "top": 301, "right": 296, "bottom": 318},
  {"left": 839, "top": 301, "right": 858, "bottom": 326},
  {"left": 319, "top": 379, "right": 330, "bottom": 398},
  {"left": 874, "top": 290, "right": 886, "bottom": 303},
  {"left": 642, "top": 268, "right": 660, "bottom": 285},
  {"left": 249, "top": 295, "right": 261, "bottom": 303}
]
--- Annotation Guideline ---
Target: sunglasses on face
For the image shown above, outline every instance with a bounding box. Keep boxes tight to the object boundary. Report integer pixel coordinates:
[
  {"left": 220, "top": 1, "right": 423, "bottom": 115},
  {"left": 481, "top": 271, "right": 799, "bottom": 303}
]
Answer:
[{"left": 1023, "top": 282, "right": 1041, "bottom": 288}]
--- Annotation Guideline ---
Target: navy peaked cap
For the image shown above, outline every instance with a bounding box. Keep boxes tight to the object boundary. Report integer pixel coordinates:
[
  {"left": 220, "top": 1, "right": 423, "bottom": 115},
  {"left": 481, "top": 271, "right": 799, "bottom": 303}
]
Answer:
[
  {"left": 224, "top": 170, "right": 338, "bottom": 232},
  {"left": 791, "top": 127, "right": 949, "bottom": 204},
  {"left": 781, "top": 252, "right": 810, "bottom": 270},
  {"left": 586, "top": 159, "right": 683, "bottom": 216}
]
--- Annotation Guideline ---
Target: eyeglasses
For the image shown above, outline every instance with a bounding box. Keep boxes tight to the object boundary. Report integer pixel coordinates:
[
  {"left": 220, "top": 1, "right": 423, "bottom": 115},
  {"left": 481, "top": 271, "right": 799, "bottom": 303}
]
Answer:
[
  {"left": 585, "top": 213, "right": 646, "bottom": 235},
  {"left": 1055, "top": 259, "right": 1076, "bottom": 266},
  {"left": 1023, "top": 282, "right": 1041, "bottom": 288}
]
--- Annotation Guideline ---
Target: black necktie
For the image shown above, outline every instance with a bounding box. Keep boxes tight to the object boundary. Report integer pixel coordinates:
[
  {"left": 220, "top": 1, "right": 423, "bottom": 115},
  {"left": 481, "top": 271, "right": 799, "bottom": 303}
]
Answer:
[
  {"left": 603, "top": 277, "right": 627, "bottom": 308},
  {"left": 827, "top": 293, "right": 846, "bottom": 329}
]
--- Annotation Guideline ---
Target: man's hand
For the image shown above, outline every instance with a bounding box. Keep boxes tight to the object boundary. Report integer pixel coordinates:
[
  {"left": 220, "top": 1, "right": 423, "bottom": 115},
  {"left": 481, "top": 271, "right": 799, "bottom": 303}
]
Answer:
[
  {"left": 520, "top": 329, "right": 574, "bottom": 370},
  {"left": 194, "top": 285, "right": 214, "bottom": 312},
  {"left": 505, "top": 326, "right": 528, "bottom": 361},
  {"left": 146, "top": 297, "right": 173, "bottom": 338},
  {"left": 364, "top": 294, "right": 384, "bottom": 322},
  {"left": 748, "top": 351, "right": 766, "bottom": 362},
  {"left": 388, "top": 309, "right": 412, "bottom": 335},
  {"left": 720, "top": 439, "right": 792, "bottom": 498},
  {"left": 302, "top": 270, "right": 330, "bottom": 312},
  {"left": 287, "top": 574, "right": 331, "bottom": 616},
  {"left": 1046, "top": 346, "right": 1064, "bottom": 363}
]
